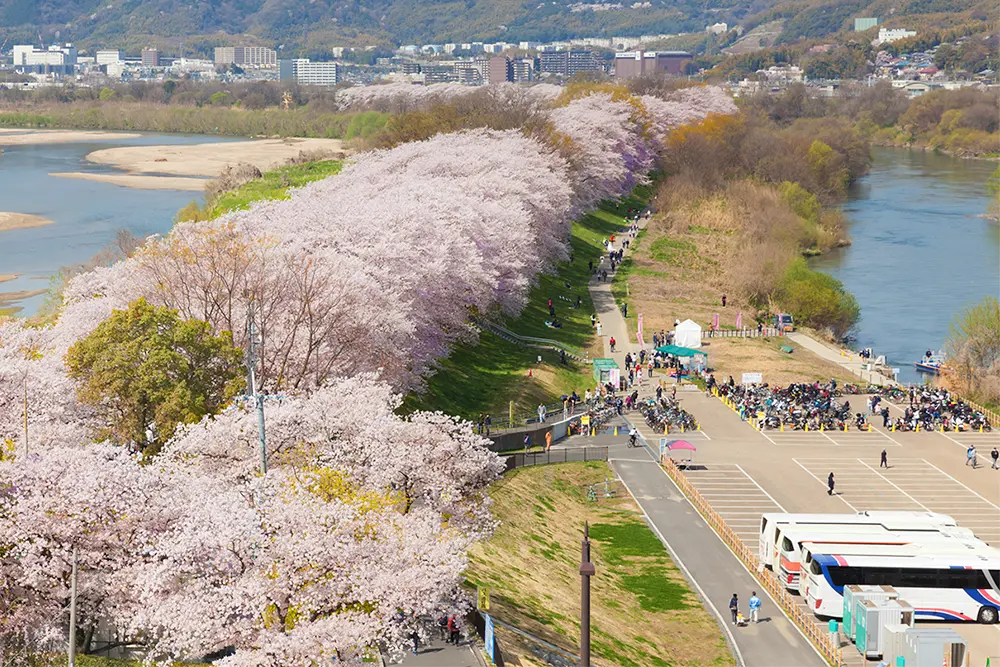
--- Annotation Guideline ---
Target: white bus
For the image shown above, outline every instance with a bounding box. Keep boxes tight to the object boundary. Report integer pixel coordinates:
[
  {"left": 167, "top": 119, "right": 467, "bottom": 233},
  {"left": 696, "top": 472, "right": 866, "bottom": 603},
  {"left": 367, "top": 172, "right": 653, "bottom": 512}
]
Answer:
[
  {"left": 776, "top": 525, "right": 981, "bottom": 590},
  {"left": 803, "top": 550, "right": 1000, "bottom": 624},
  {"left": 759, "top": 512, "right": 958, "bottom": 570}
]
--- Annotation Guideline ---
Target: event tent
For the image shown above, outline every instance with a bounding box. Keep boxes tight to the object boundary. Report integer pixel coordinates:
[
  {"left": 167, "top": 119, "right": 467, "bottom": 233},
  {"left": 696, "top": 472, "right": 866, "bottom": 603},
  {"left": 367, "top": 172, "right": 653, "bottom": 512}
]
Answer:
[
  {"left": 654, "top": 344, "right": 706, "bottom": 358},
  {"left": 673, "top": 319, "right": 702, "bottom": 348}
]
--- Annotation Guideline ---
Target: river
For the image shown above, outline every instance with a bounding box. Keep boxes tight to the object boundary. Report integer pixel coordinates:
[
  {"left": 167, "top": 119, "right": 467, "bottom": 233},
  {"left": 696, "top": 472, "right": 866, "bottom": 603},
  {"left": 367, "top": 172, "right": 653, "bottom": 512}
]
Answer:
[
  {"left": 0, "top": 132, "right": 241, "bottom": 315},
  {"left": 812, "top": 147, "right": 999, "bottom": 385}
]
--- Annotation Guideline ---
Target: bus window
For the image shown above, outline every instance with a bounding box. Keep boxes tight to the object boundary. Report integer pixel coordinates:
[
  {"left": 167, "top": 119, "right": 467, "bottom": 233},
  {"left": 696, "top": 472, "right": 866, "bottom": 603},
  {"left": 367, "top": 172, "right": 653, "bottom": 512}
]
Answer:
[
  {"left": 782, "top": 537, "right": 793, "bottom": 552},
  {"left": 829, "top": 567, "right": 862, "bottom": 587},
  {"left": 809, "top": 560, "right": 822, "bottom": 576}
]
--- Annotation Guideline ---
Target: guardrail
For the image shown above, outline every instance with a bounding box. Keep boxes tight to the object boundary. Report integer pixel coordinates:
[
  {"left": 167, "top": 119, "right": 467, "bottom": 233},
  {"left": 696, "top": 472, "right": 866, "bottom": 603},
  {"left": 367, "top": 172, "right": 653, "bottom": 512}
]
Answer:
[
  {"left": 503, "top": 446, "right": 609, "bottom": 473},
  {"left": 701, "top": 326, "right": 781, "bottom": 339},
  {"left": 473, "top": 318, "right": 592, "bottom": 363},
  {"left": 657, "top": 454, "right": 843, "bottom": 667}
]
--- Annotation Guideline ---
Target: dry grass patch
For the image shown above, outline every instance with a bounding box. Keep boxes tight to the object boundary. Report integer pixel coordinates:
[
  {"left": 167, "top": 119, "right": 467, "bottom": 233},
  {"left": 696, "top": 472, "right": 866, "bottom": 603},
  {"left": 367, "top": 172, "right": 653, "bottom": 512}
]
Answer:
[{"left": 467, "top": 462, "right": 733, "bottom": 667}]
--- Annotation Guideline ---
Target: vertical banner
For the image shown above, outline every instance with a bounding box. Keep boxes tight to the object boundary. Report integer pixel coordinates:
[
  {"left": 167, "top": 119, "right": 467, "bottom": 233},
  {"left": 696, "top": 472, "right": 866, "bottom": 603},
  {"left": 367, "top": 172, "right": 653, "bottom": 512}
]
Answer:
[
  {"left": 636, "top": 313, "right": 644, "bottom": 349},
  {"left": 484, "top": 613, "right": 496, "bottom": 663},
  {"left": 736, "top": 311, "right": 742, "bottom": 330},
  {"left": 712, "top": 313, "right": 719, "bottom": 331}
]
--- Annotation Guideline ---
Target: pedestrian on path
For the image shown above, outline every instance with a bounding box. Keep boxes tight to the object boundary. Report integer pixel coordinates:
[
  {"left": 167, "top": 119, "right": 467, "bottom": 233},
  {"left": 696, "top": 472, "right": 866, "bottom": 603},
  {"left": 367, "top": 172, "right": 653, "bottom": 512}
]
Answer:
[
  {"left": 827, "top": 472, "right": 835, "bottom": 496},
  {"left": 545, "top": 430, "right": 552, "bottom": 452},
  {"left": 881, "top": 406, "right": 890, "bottom": 428},
  {"left": 523, "top": 435, "right": 530, "bottom": 451},
  {"left": 748, "top": 591, "right": 761, "bottom": 623},
  {"left": 538, "top": 403, "right": 546, "bottom": 423},
  {"left": 992, "top": 447, "right": 999, "bottom": 470},
  {"left": 591, "top": 313, "right": 596, "bottom": 327},
  {"left": 729, "top": 594, "right": 739, "bottom": 625},
  {"left": 484, "top": 414, "right": 492, "bottom": 436},
  {"left": 447, "top": 615, "right": 459, "bottom": 644},
  {"left": 967, "top": 445, "right": 977, "bottom": 468},
  {"left": 610, "top": 336, "right": 616, "bottom": 352},
  {"left": 880, "top": 449, "right": 888, "bottom": 468},
  {"left": 477, "top": 413, "right": 484, "bottom": 435},
  {"left": 721, "top": 294, "right": 727, "bottom": 307}
]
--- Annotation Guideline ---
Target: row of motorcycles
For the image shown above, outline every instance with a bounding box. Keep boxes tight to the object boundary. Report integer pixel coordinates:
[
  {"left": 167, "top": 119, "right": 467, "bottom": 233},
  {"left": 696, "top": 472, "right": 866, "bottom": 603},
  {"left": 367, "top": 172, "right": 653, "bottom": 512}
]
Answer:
[{"left": 643, "top": 397, "right": 698, "bottom": 433}]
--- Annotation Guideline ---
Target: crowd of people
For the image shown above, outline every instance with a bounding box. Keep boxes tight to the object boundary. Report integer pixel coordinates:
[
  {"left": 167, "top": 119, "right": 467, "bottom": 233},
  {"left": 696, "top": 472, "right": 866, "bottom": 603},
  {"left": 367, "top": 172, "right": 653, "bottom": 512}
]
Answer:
[{"left": 876, "top": 385, "right": 993, "bottom": 432}]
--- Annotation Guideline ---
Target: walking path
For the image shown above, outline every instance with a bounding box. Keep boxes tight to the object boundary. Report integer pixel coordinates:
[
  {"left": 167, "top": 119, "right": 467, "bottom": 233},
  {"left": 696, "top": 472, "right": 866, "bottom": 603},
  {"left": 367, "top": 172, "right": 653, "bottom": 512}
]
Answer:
[
  {"left": 589, "top": 221, "right": 643, "bottom": 373},
  {"left": 394, "top": 637, "right": 484, "bottom": 666},
  {"left": 786, "top": 332, "right": 896, "bottom": 386}
]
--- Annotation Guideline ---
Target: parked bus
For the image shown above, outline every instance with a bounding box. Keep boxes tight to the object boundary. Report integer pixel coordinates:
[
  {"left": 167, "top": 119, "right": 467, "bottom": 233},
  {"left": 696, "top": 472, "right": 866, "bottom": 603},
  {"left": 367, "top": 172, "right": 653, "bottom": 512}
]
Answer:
[
  {"left": 783, "top": 527, "right": 982, "bottom": 591},
  {"left": 803, "top": 550, "right": 1000, "bottom": 624},
  {"left": 758, "top": 512, "right": 957, "bottom": 569}
]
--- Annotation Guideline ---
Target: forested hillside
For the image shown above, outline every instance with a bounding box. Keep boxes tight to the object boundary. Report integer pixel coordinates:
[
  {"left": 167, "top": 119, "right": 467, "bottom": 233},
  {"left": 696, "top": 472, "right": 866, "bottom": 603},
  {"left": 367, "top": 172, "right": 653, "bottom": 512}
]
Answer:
[{"left": 2, "top": 0, "right": 992, "bottom": 53}]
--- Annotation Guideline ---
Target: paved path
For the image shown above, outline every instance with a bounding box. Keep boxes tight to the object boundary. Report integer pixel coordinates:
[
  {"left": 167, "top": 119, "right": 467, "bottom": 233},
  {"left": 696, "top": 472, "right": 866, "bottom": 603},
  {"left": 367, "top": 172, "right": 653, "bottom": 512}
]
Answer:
[
  {"left": 611, "top": 436, "right": 827, "bottom": 667},
  {"left": 589, "top": 222, "right": 642, "bottom": 371},
  {"left": 394, "top": 637, "right": 483, "bottom": 666},
  {"left": 785, "top": 332, "right": 896, "bottom": 386}
]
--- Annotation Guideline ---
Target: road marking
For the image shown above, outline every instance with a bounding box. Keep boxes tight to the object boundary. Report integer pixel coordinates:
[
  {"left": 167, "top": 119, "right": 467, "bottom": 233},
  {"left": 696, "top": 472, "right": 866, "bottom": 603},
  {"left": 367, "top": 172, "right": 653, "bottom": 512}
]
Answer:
[
  {"left": 735, "top": 464, "right": 787, "bottom": 511},
  {"left": 792, "top": 459, "right": 858, "bottom": 511},
  {"left": 919, "top": 459, "right": 1000, "bottom": 512}
]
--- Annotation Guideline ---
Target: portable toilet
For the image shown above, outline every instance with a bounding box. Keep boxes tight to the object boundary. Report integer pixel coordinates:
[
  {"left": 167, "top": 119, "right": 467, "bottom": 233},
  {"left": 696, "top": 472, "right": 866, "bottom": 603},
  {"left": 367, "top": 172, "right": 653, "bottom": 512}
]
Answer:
[
  {"left": 844, "top": 585, "right": 898, "bottom": 641},
  {"left": 856, "top": 599, "right": 915, "bottom": 659},
  {"left": 882, "top": 623, "right": 910, "bottom": 665},
  {"left": 903, "top": 628, "right": 969, "bottom": 667}
]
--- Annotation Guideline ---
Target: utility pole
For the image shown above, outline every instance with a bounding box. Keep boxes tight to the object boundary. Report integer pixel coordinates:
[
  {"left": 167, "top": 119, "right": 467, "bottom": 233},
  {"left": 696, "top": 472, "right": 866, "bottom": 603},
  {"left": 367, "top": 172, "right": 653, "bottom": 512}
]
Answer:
[
  {"left": 246, "top": 303, "right": 268, "bottom": 475},
  {"left": 68, "top": 544, "right": 78, "bottom": 667},
  {"left": 22, "top": 378, "right": 28, "bottom": 457},
  {"left": 580, "top": 522, "right": 595, "bottom": 667}
]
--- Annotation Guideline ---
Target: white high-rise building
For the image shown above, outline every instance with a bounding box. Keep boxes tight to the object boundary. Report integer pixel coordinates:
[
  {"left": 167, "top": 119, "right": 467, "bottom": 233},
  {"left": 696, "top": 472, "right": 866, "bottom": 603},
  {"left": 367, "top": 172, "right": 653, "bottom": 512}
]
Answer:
[{"left": 95, "top": 49, "right": 121, "bottom": 65}]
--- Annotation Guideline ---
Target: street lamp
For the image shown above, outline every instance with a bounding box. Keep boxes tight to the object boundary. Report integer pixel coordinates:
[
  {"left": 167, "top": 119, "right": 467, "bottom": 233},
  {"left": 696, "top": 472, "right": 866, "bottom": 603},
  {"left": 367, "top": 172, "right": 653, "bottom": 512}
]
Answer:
[{"left": 580, "top": 522, "right": 596, "bottom": 667}]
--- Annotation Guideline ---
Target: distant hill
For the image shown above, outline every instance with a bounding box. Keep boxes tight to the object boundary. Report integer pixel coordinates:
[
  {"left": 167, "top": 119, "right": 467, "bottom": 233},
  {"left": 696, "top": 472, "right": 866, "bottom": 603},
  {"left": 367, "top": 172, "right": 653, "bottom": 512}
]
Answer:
[{"left": 0, "top": 0, "right": 992, "bottom": 55}]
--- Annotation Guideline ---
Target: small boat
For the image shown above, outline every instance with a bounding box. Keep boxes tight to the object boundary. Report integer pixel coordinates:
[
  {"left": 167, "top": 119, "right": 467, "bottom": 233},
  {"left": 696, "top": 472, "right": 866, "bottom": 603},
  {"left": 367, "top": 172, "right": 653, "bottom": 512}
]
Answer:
[{"left": 914, "top": 349, "right": 946, "bottom": 375}]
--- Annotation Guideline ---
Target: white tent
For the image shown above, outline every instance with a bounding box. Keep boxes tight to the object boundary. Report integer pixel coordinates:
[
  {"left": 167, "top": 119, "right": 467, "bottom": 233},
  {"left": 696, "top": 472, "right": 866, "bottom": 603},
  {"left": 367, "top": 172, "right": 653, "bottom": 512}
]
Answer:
[{"left": 673, "top": 319, "right": 702, "bottom": 349}]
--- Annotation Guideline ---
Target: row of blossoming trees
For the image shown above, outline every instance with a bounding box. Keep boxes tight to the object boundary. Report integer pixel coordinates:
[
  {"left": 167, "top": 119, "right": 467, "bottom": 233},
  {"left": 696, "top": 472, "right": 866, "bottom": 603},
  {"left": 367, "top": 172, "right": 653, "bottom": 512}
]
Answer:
[{"left": 0, "top": 85, "right": 735, "bottom": 665}]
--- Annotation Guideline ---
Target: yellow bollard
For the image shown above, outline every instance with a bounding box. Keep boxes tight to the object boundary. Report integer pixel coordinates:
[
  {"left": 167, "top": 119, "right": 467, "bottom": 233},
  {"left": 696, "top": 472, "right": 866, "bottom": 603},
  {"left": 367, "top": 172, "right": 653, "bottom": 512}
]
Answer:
[
  {"left": 940, "top": 425, "right": 944, "bottom": 432},
  {"left": 780, "top": 422, "right": 785, "bottom": 432},
  {"left": 844, "top": 424, "right": 848, "bottom": 432},
  {"left": 891, "top": 423, "right": 896, "bottom": 432},
  {"left": 805, "top": 423, "right": 809, "bottom": 432},
  {"left": 681, "top": 425, "right": 686, "bottom": 433},
  {"left": 916, "top": 424, "right": 920, "bottom": 432},
  {"left": 868, "top": 424, "right": 873, "bottom": 432},
  {"left": 954, "top": 425, "right": 959, "bottom": 433},
  {"left": 664, "top": 424, "right": 668, "bottom": 435},
  {"left": 820, "top": 423, "right": 825, "bottom": 432},
  {"left": 614, "top": 426, "right": 618, "bottom": 436},
  {"left": 981, "top": 425, "right": 985, "bottom": 433}
]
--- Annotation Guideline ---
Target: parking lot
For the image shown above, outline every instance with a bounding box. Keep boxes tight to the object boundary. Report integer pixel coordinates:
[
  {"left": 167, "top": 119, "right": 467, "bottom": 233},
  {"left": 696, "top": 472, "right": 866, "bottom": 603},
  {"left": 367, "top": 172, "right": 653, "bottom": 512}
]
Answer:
[
  {"left": 760, "top": 425, "right": 902, "bottom": 448},
  {"left": 682, "top": 463, "right": 784, "bottom": 549},
  {"left": 794, "top": 456, "right": 1000, "bottom": 546}
]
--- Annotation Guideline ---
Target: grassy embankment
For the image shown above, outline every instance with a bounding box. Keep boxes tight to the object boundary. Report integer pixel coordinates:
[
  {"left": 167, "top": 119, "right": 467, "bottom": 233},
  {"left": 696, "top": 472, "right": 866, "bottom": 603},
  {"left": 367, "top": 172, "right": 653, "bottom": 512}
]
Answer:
[
  {"left": 466, "top": 462, "right": 733, "bottom": 667},
  {"left": 405, "top": 189, "right": 649, "bottom": 422},
  {"left": 175, "top": 159, "right": 343, "bottom": 223}
]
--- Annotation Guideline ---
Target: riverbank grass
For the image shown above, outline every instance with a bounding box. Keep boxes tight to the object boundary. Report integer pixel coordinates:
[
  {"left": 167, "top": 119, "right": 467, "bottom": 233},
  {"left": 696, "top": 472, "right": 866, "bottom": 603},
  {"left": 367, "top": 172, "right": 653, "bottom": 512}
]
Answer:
[
  {"left": 466, "top": 462, "right": 733, "bottom": 667},
  {"left": 176, "top": 159, "right": 343, "bottom": 222}
]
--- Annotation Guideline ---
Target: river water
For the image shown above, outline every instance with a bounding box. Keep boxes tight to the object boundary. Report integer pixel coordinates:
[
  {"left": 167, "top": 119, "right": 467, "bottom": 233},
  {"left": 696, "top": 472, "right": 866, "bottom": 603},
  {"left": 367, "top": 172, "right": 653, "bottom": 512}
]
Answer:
[
  {"left": 0, "top": 132, "right": 240, "bottom": 315},
  {"left": 812, "top": 147, "right": 999, "bottom": 384}
]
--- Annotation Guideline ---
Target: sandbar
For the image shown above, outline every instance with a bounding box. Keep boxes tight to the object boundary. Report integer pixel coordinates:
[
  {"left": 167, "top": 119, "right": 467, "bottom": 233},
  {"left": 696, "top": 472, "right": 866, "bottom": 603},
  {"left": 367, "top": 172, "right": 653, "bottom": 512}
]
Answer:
[
  {"left": 83, "top": 137, "right": 347, "bottom": 178},
  {"left": 0, "top": 274, "right": 17, "bottom": 284},
  {"left": 50, "top": 172, "right": 208, "bottom": 191},
  {"left": 0, "top": 128, "right": 141, "bottom": 146},
  {"left": 0, "top": 212, "right": 54, "bottom": 233}
]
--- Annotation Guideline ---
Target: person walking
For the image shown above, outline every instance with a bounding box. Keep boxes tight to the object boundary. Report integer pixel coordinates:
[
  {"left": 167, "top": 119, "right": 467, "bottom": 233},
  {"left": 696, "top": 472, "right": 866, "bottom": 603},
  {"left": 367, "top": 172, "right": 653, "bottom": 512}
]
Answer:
[
  {"left": 545, "top": 430, "right": 552, "bottom": 452},
  {"left": 447, "top": 615, "right": 459, "bottom": 644},
  {"left": 721, "top": 294, "right": 727, "bottom": 307},
  {"left": 484, "top": 414, "right": 492, "bottom": 436},
  {"left": 748, "top": 591, "right": 761, "bottom": 623},
  {"left": 538, "top": 403, "right": 546, "bottom": 424},
  {"left": 609, "top": 336, "right": 616, "bottom": 352},
  {"left": 967, "top": 445, "right": 977, "bottom": 468},
  {"left": 729, "top": 593, "right": 739, "bottom": 625},
  {"left": 881, "top": 406, "right": 891, "bottom": 428},
  {"left": 880, "top": 449, "right": 888, "bottom": 468},
  {"left": 992, "top": 447, "right": 999, "bottom": 470},
  {"left": 827, "top": 472, "right": 835, "bottom": 496},
  {"left": 477, "top": 413, "right": 484, "bottom": 435}
]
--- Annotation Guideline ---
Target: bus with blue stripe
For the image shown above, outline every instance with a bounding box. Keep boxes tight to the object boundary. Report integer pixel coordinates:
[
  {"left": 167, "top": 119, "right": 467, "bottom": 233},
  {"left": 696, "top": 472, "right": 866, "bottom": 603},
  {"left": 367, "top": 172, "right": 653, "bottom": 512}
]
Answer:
[{"left": 803, "top": 550, "right": 1000, "bottom": 624}]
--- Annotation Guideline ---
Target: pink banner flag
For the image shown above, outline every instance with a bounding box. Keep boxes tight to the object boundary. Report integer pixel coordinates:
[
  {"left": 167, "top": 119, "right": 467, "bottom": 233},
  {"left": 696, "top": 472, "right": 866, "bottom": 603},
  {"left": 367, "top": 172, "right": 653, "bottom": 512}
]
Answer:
[
  {"left": 637, "top": 313, "right": 643, "bottom": 336},
  {"left": 712, "top": 313, "right": 719, "bottom": 331},
  {"left": 736, "top": 311, "right": 742, "bottom": 330}
]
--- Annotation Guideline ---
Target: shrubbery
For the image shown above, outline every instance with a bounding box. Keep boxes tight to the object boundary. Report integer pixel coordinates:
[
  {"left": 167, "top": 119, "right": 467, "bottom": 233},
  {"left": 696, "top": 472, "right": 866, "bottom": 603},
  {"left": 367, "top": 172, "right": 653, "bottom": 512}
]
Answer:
[{"left": 777, "top": 258, "right": 860, "bottom": 338}]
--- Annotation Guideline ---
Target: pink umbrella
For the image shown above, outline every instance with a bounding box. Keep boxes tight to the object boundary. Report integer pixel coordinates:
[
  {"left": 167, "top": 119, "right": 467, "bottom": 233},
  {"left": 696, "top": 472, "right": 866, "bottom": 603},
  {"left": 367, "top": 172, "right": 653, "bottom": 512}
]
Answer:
[
  {"left": 736, "top": 311, "right": 742, "bottom": 330},
  {"left": 665, "top": 440, "right": 697, "bottom": 451}
]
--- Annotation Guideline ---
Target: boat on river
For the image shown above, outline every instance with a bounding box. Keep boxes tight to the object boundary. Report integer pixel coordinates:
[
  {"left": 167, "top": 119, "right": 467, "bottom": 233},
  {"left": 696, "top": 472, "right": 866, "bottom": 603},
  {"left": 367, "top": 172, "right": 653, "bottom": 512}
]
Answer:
[{"left": 914, "top": 350, "right": 946, "bottom": 375}]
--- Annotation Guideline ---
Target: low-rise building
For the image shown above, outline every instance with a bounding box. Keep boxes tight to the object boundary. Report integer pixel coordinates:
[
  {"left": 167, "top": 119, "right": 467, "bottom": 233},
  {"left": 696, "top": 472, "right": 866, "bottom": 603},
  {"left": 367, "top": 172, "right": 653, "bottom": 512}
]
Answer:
[
  {"left": 141, "top": 48, "right": 160, "bottom": 67},
  {"left": 876, "top": 28, "right": 916, "bottom": 45},
  {"left": 95, "top": 49, "right": 121, "bottom": 65}
]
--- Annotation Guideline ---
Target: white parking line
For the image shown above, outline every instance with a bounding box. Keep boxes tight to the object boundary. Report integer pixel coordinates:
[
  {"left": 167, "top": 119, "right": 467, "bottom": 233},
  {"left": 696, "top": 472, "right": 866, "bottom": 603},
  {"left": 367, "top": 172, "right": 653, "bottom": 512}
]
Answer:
[{"left": 793, "top": 459, "right": 858, "bottom": 511}]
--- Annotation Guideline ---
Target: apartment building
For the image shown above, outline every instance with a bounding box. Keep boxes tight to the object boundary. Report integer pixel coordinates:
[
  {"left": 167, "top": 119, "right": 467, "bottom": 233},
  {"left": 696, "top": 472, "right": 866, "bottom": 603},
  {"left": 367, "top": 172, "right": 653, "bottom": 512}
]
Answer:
[
  {"left": 278, "top": 59, "right": 339, "bottom": 86},
  {"left": 215, "top": 46, "right": 277, "bottom": 67}
]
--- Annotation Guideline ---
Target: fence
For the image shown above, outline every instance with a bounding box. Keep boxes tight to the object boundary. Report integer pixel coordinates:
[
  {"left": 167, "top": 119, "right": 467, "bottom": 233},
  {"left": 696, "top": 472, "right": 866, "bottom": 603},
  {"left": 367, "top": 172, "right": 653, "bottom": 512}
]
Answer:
[
  {"left": 473, "top": 318, "right": 591, "bottom": 363},
  {"left": 964, "top": 398, "right": 1000, "bottom": 427},
  {"left": 504, "top": 447, "right": 609, "bottom": 473},
  {"left": 701, "top": 326, "right": 781, "bottom": 339},
  {"left": 657, "top": 455, "right": 843, "bottom": 667}
]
